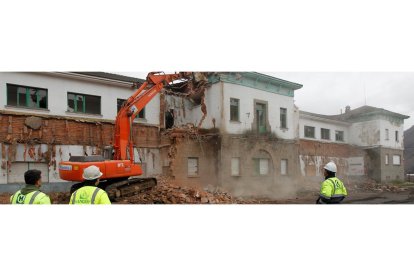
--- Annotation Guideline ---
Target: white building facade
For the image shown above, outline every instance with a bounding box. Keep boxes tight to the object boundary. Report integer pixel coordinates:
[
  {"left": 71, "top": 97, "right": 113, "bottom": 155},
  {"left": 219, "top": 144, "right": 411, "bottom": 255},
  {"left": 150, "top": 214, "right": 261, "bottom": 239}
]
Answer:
[{"left": 0, "top": 72, "right": 164, "bottom": 191}]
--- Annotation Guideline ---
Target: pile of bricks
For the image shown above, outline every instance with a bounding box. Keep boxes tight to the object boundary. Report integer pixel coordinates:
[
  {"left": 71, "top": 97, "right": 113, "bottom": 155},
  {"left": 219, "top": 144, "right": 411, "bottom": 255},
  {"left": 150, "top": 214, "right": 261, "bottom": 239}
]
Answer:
[
  {"left": 357, "top": 180, "right": 409, "bottom": 192},
  {"left": 115, "top": 177, "right": 248, "bottom": 204}
]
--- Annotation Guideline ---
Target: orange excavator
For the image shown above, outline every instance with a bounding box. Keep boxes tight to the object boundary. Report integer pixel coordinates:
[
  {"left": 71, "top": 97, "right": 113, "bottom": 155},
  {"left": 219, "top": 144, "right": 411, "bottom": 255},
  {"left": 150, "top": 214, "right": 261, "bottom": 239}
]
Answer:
[{"left": 59, "top": 72, "right": 191, "bottom": 199}]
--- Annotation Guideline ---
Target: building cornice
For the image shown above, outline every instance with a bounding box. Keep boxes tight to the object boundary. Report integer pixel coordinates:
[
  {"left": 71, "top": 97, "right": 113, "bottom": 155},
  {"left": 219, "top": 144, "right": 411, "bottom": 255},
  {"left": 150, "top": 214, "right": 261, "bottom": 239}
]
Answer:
[
  {"left": 208, "top": 72, "right": 303, "bottom": 97},
  {"left": 43, "top": 72, "right": 138, "bottom": 88},
  {"left": 300, "top": 112, "right": 351, "bottom": 126}
]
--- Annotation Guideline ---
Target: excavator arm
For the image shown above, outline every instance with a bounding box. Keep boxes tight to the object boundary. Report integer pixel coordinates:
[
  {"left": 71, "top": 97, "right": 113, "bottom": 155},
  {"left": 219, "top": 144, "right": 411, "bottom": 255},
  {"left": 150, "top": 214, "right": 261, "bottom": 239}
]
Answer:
[
  {"left": 59, "top": 71, "right": 192, "bottom": 199},
  {"left": 113, "top": 72, "right": 190, "bottom": 161}
]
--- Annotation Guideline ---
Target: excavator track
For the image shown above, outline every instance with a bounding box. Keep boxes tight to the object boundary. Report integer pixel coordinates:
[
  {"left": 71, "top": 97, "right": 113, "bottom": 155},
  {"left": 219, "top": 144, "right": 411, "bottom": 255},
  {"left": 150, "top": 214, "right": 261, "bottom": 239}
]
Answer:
[
  {"left": 103, "top": 177, "right": 157, "bottom": 202},
  {"left": 70, "top": 177, "right": 157, "bottom": 202}
]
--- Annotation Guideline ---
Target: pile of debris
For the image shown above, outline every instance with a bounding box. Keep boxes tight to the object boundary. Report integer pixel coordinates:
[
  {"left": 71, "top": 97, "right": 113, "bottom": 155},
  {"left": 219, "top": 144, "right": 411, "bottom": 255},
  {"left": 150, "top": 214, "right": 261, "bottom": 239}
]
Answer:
[
  {"left": 116, "top": 177, "right": 251, "bottom": 204},
  {"left": 42, "top": 177, "right": 256, "bottom": 204},
  {"left": 356, "top": 179, "right": 409, "bottom": 192},
  {"left": 0, "top": 193, "right": 11, "bottom": 204},
  {"left": 162, "top": 123, "right": 200, "bottom": 139}
]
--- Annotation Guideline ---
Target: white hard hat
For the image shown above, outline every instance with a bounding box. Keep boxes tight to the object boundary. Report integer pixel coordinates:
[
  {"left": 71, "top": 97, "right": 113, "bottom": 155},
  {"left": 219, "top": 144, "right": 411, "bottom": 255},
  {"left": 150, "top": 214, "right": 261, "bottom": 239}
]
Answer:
[
  {"left": 82, "top": 165, "right": 103, "bottom": 180},
  {"left": 324, "top": 161, "right": 337, "bottom": 173}
]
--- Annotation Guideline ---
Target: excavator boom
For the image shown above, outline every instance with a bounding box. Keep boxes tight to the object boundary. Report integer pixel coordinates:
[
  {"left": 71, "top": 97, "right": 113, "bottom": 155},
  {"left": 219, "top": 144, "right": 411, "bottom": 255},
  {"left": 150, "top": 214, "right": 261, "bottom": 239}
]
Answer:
[{"left": 58, "top": 72, "right": 191, "bottom": 199}]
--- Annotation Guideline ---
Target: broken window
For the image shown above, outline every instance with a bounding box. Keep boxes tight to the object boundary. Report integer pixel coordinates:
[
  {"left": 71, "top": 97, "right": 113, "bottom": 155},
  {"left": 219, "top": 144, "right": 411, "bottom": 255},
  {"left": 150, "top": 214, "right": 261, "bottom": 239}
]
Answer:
[
  {"left": 393, "top": 155, "right": 401, "bottom": 165},
  {"left": 304, "top": 126, "right": 315, "bottom": 138},
  {"left": 281, "top": 159, "right": 288, "bottom": 175},
  {"left": 253, "top": 158, "right": 269, "bottom": 176},
  {"left": 165, "top": 109, "right": 174, "bottom": 129},
  {"left": 385, "top": 129, "right": 389, "bottom": 140},
  {"left": 385, "top": 154, "right": 389, "bottom": 165},
  {"left": 68, "top": 92, "right": 101, "bottom": 115},
  {"left": 7, "top": 84, "right": 48, "bottom": 109},
  {"left": 280, "top": 108, "right": 287, "bottom": 129},
  {"left": 231, "top": 157, "right": 240, "bottom": 176},
  {"left": 335, "top": 130, "right": 344, "bottom": 142},
  {"left": 321, "top": 128, "right": 330, "bottom": 140},
  {"left": 117, "top": 98, "right": 145, "bottom": 119},
  {"left": 187, "top": 157, "right": 199, "bottom": 176},
  {"left": 395, "top": 131, "right": 399, "bottom": 142},
  {"left": 230, "top": 98, "right": 240, "bottom": 121}
]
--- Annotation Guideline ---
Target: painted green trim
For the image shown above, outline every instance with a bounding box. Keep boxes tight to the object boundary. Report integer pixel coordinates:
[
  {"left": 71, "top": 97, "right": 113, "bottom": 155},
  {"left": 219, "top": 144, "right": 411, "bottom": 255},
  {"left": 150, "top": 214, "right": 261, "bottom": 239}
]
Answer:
[
  {"left": 73, "top": 94, "right": 77, "bottom": 112},
  {"left": 36, "top": 89, "right": 40, "bottom": 108},
  {"left": 6, "top": 84, "right": 48, "bottom": 109},
  {"left": 16, "top": 87, "right": 19, "bottom": 106},
  {"left": 82, "top": 95, "right": 86, "bottom": 112},
  {"left": 208, "top": 72, "right": 302, "bottom": 97},
  {"left": 25, "top": 87, "right": 30, "bottom": 107},
  {"left": 348, "top": 113, "right": 405, "bottom": 124}
]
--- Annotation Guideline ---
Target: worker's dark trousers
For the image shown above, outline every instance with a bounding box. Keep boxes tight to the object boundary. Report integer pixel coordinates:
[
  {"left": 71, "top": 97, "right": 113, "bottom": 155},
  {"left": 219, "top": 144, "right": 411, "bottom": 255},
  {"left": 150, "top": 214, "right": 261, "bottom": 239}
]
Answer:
[{"left": 316, "top": 196, "right": 345, "bottom": 204}]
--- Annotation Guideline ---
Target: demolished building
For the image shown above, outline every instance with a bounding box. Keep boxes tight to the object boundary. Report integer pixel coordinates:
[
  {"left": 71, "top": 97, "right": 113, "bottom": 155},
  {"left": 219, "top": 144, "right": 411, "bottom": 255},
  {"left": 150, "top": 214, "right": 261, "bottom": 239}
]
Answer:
[{"left": 0, "top": 72, "right": 409, "bottom": 197}]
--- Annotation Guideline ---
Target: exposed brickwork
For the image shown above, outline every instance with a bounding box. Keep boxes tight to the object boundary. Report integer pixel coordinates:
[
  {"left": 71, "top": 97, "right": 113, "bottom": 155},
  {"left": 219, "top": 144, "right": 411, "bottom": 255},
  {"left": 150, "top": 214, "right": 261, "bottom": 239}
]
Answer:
[
  {"left": 298, "top": 140, "right": 367, "bottom": 177},
  {"left": 0, "top": 112, "right": 160, "bottom": 148},
  {"left": 299, "top": 139, "right": 364, "bottom": 157},
  {"left": 219, "top": 135, "right": 300, "bottom": 198},
  {"left": 164, "top": 135, "right": 220, "bottom": 190}
]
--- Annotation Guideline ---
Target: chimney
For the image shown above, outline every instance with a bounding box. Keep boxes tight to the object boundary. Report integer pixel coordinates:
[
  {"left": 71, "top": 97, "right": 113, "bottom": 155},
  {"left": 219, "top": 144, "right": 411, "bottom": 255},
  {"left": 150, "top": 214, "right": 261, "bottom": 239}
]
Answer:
[{"left": 345, "top": 105, "right": 351, "bottom": 113}]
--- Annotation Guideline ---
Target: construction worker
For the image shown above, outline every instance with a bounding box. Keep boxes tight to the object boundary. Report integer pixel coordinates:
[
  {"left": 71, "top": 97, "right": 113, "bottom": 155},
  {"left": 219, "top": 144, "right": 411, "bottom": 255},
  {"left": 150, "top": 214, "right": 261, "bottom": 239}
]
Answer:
[
  {"left": 316, "top": 161, "right": 348, "bottom": 204},
  {"left": 10, "top": 169, "right": 51, "bottom": 204},
  {"left": 69, "top": 165, "right": 111, "bottom": 205}
]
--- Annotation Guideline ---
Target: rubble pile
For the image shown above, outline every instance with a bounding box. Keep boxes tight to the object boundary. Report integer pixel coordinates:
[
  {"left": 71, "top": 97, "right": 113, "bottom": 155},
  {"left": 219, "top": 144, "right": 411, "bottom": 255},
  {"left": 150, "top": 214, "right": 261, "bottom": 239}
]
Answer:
[
  {"left": 49, "top": 192, "right": 71, "bottom": 204},
  {"left": 357, "top": 180, "right": 409, "bottom": 192},
  {"left": 116, "top": 177, "right": 250, "bottom": 204},
  {"left": 162, "top": 123, "right": 200, "bottom": 139},
  {"left": 0, "top": 193, "right": 11, "bottom": 204}
]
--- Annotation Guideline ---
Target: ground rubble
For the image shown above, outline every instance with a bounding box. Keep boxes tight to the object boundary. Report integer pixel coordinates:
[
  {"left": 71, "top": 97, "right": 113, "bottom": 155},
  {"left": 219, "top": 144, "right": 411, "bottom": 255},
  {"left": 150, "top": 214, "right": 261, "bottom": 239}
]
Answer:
[
  {"left": 354, "top": 179, "right": 410, "bottom": 192},
  {"left": 114, "top": 177, "right": 255, "bottom": 204},
  {"left": 1, "top": 178, "right": 413, "bottom": 204},
  {"left": 0, "top": 177, "right": 260, "bottom": 204}
]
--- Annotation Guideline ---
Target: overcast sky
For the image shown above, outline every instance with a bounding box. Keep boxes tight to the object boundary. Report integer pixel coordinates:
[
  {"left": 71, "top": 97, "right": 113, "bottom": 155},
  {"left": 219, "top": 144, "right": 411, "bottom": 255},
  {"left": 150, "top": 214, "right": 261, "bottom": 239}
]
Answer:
[
  {"left": 120, "top": 72, "right": 414, "bottom": 130},
  {"left": 272, "top": 72, "right": 414, "bottom": 130}
]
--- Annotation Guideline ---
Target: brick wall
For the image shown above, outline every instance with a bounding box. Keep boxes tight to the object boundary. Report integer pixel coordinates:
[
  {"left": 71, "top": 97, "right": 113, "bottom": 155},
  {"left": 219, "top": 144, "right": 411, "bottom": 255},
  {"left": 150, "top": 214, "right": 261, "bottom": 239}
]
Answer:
[{"left": 0, "top": 112, "right": 160, "bottom": 148}]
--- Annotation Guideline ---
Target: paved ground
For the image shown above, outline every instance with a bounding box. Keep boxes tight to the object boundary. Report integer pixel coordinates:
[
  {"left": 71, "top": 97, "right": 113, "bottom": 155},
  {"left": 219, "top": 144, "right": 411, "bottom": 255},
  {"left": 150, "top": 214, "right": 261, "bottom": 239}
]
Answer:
[{"left": 1, "top": 184, "right": 414, "bottom": 204}]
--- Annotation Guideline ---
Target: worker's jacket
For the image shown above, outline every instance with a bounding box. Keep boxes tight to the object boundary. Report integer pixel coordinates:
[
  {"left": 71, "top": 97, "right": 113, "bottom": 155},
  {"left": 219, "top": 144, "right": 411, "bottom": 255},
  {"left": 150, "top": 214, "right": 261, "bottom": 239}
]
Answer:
[
  {"left": 10, "top": 185, "right": 51, "bottom": 204},
  {"left": 319, "top": 177, "right": 347, "bottom": 203},
  {"left": 69, "top": 186, "right": 111, "bottom": 205}
]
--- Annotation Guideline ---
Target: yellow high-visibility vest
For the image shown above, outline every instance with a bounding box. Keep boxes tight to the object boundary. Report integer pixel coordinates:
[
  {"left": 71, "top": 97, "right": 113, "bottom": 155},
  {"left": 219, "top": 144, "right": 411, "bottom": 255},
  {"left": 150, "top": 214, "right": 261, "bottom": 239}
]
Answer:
[
  {"left": 10, "top": 190, "right": 51, "bottom": 204},
  {"left": 69, "top": 186, "right": 111, "bottom": 205},
  {"left": 320, "top": 177, "right": 348, "bottom": 199}
]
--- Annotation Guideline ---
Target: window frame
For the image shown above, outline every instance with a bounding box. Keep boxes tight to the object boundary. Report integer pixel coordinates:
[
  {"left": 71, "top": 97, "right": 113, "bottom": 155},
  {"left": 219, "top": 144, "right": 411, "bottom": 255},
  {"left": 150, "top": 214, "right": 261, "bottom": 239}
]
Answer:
[
  {"left": 385, "top": 129, "right": 389, "bottom": 141},
  {"left": 395, "top": 130, "right": 399, "bottom": 142},
  {"left": 230, "top": 98, "right": 240, "bottom": 122},
  {"left": 281, "top": 159, "right": 288, "bottom": 175},
  {"left": 255, "top": 102, "right": 267, "bottom": 134},
  {"left": 321, "top": 128, "right": 331, "bottom": 140},
  {"left": 231, "top": 157, "right": 241, "bottom": 176},
  {"left": 117, "top": 98, "right": 145, "bottom": 119},
  {"left": 67, "top": 92, "right": 101, "bottom": 115},
  {"left": 304, "top": 126, "right": 315, "bottom": 138},
  {"left": 6, "top": 83, "right": 48, "bottom": 109},
  {"left": 187, "top": 157, "right": 199, "bottom": 177},
  {"left": 385, "top": 154, "right": 389, "bottom": 165},
  {"left": 393, "top": 155, "right": 401, "bottom": 166},
  {"left": 335, "top": 130, "right": 344, "bottom": 142},
  {"left": 280, "top": 107, "right": 287, "bottom": 129},
  {"left": 253, "top": 158, "right": 269, "bottom": 176}
]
